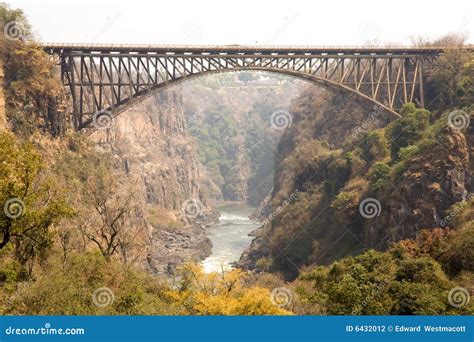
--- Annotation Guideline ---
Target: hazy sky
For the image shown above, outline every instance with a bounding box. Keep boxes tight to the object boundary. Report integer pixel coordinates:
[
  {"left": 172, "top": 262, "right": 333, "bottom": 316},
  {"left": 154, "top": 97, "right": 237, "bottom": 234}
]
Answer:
[{"left": 5, "top": 0, "right": 474, "bottom": 45}]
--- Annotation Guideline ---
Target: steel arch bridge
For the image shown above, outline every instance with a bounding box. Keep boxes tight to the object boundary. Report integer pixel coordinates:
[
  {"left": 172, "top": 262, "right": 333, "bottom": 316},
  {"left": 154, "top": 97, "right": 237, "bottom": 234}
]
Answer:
[{"left": 43, "top": 44, "right": 444, "bottom": 131}]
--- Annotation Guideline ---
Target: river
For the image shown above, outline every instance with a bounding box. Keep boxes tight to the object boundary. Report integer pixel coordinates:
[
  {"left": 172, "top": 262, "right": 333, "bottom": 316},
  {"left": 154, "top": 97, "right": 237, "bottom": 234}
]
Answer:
[{"left": 202, "top": 203, "right": 260, "bottom": 273}]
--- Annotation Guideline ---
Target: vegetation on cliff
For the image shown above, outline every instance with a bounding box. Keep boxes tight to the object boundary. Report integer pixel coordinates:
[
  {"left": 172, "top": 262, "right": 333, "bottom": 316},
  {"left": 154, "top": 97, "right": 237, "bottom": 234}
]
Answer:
[
  {"left": 291, "top": 219, "right": 473, "bottom": 315},
  {"left": 1, "top": 5, "right": 66, "bottom": 136},
  {"left": 240, "top": 34, "right": 473, "bottom": 314},
  {"left": 182, "top": 75, "right": 301, "bottom": 204},
  {"left": 0, "top": 4, "right": 291, "bottom": 315},
  {"left": 0, "top": 3, "right": 472, "bottom": 316}
]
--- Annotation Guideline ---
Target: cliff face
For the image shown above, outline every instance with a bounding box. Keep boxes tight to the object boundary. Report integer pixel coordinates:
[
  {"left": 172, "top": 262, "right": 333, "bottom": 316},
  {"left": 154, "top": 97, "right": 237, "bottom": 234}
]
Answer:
[
  {"left": 270, "top": 87, "right": 391, "bottom": 197},
  {"left": 239, "top": 86, "right": 472, "bottom": 280},
  {"left": 181, "top": 75, "right": 305, "bottom": 205},
  {"left": 366, "top": 125, "right": 471, "bottom": 247},
  {"left": 93, "top": 91, "right": 203, "bottom": 209},
  {"left": 91, "top": 90, "right": 216, "bottom": 274}
]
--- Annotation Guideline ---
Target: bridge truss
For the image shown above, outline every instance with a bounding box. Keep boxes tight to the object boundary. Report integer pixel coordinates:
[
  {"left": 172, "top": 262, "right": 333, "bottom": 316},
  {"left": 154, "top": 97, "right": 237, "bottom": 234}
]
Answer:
[{"left": 43, "top": 44, "right": 442, "bottom": 131}]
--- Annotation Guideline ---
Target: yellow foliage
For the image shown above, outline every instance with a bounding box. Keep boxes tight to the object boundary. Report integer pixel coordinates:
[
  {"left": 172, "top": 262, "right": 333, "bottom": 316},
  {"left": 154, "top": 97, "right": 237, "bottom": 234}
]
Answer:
[{"left": 165, "top": 263, "right": 291, "bottom": 315}]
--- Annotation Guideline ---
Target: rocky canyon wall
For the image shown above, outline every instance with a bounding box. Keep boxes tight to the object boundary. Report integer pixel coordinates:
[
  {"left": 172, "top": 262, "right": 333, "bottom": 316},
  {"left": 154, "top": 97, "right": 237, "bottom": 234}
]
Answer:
[
  {"left": 91, "top": 89, "right": 216, "bottom": 275},
  {"left": 240, "top": 85, "right": 472, "bottom": 280}
]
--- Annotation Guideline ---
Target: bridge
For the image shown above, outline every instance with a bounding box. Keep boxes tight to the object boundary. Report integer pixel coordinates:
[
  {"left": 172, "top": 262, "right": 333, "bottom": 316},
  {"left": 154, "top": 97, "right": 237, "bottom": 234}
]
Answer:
[{"left": 42, "top": 44, "right": 445, "bottom": 131}]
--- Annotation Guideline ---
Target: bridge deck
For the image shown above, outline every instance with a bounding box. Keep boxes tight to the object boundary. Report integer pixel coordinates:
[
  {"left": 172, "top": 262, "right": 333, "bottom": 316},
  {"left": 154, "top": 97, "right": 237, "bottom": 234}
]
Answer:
[
  {"left": 40, "top": 43, "right": 465, "bottom": 55},
  {"left": 42, "top": 42, "right": 472, "bottom": 131}
]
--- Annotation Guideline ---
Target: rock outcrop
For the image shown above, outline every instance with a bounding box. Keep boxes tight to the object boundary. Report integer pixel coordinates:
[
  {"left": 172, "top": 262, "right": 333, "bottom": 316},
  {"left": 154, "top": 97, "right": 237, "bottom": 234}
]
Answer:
[
  {"left": 367, "top": 125, "right": 471, "bottom": 247},
  {"left": 239, "top": 86, "right": 472, "bottom": 279},
  {"left": 91, "top": 89, "right": 217, "bottom": 274}
]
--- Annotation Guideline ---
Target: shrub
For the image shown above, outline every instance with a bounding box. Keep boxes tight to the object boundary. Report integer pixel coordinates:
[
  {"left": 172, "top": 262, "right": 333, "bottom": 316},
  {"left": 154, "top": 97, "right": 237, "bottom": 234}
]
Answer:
[
  {"left": 358, "top": 131, "right": 388, "bottom": 161},
  {"left": 386, "top": 104, "right": 430, "bottom": 161},
  {"left": 397, "top": 145, "right": 420, "bottom": 161},
  {"left": 368, "top": 163, "right": 391, "bottom": 191},
  {"left": 331, "top": 191, "right": 358, "bottom": 212}
]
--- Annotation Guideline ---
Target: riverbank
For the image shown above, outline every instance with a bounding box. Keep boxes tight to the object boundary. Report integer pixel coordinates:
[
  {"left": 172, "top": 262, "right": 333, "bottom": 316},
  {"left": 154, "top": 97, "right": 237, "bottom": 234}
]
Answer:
[{"left": 146, "top": 208, "right": 219, "bottom": 275}]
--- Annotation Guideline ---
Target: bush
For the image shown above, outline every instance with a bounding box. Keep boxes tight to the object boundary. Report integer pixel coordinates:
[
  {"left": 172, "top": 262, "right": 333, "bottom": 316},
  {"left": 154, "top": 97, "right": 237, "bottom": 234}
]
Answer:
[
  {"left": 331, "top": 191, "right": 358, "bottom": 212},
  {"left": 427, "top": 43, "right": 473, "bottom": 108},
  {"left": 368, "top": 163, "right": 391, "bottom": 191},
  {"left": 386, "top": 104, "right": 430, "bottom": 161},
  {"left": 0, "top": 132, "right": 73, "bottom": 270},
  {"left": 1, "top": 254, "right": 291, "bottom": 315},
  {"left": 292, "top": 245, "right": 472, "bottom": 315},
  {"left": 165, "top": 263, "right": 291, "bottom": 315},
  {"left": 2, "top": 252, "right": 170, "bottom": 315},
  {"left": 397, "top": 145, "right": 420, "bottom": 161},
  {"left": 358, "top": 131, "right": 388, "bottom": 161}
]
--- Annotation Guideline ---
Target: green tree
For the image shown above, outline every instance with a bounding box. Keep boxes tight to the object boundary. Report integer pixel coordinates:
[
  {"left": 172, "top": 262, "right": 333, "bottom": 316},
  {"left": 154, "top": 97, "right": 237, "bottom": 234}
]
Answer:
[
  {"left": 386, "top": 104, "right": 430, "bottom": 161},
  {"left": 426, "top": 35, "right": 473, "bottom": 108},
  {"left": 359, "top": 131, "right": 388, "bottom": 162},
  {"left": 0, "top": 4, "right": 32, "bottom": 41},
  {"left": 0, "top": 132, "right": 72, "bottom": 270},
  {"left": 368, "top": 163, "right": 391, "bottom": 191}
]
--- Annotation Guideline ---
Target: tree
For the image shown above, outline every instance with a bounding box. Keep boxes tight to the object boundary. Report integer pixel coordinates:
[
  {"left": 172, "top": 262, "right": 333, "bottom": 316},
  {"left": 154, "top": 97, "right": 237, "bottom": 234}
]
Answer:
[
  {"left": 0, "top": 4, "right": 32, "bottom": 42},
  {"left": 414, "top": 34, "right": 473, "bottom": 109},
  {"left": 166, "top": 263, "right": 291, "bottom": 315},
  {"left": 1, "top": 4, "right": 66, "bottom": 137},
  {"left": 82, "top": 184, "right": 144, "bottom": 261},
  {"left": 292, "top": 245, "right": 471, "bottom": 315},
  {"left": 0, "top": 132, "right": 72, "bottom": 270},
  {"left": 359, "top": 131, "right": 388, "bottom": 162},
  {"left": 369, "top": 163, "right": 391, "bottom": 191},
  {"left": 386, "top": 103, "right": 430, "bottom": 161},
  {"left": 69, "top": 153, "right": 147, "bottom": 262},
  {"left": 428, "top": 49, "right": 472, "bottom": 108}
]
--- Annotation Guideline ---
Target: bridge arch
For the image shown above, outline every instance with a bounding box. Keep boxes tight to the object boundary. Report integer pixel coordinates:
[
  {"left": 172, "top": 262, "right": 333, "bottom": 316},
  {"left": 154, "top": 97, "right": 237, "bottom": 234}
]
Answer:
[
  {"left": 99, "top": 67, "right": 402, "bottom": 132},
  {"left": 43, "top": 44, "right": 441, "bottom": 132}
]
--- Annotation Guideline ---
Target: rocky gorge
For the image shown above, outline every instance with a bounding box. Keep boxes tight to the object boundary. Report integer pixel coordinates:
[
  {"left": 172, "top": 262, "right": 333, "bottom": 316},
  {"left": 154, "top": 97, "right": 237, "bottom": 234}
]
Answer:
[
  {"left": 1, "top": 3, "right": 473, "bottom": 316},
  {"left": 87, "top": 74, "right": 305, "bottom": 274},
  {"left": 91, "top": 90, "right": 218, "bottom": 274},
  {"left": 239, "top": 85, "right": 473, "bottom": 280},
  {"left": 87, "top": 75, "right": 472, "bottom": 279}
]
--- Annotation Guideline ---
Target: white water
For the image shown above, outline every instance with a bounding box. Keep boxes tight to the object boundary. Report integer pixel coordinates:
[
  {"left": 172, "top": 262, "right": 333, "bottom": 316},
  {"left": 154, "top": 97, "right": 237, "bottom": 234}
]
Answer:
[{"left": 202, "top": 203, "right": 260, "bottom": 273}]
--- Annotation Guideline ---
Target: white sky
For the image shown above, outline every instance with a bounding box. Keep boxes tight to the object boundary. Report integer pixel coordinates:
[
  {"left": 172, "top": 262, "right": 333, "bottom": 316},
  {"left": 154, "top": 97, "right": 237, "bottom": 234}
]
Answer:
[{"left": 5, "top": 0, "right": 474, "bottom": 45}]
